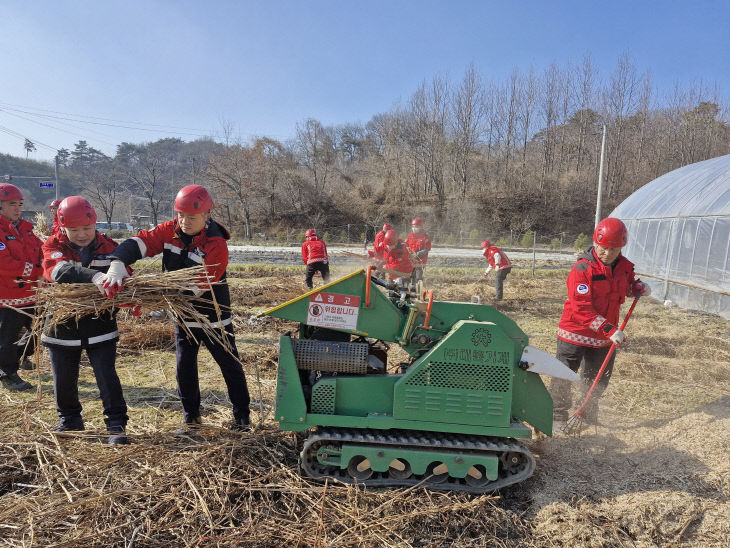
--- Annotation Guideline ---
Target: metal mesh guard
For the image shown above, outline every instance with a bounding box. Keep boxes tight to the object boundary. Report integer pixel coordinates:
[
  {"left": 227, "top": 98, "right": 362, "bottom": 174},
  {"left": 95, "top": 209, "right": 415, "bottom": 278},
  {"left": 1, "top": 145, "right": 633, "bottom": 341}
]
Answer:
[
  {"left": 311, "top": 383, "right": 336, "bottom": 414},
  {"left": 292, "top": 339, "right": 369, "bottom": 373},
  {"left": 405, "top": 361, "right": 511, "bottom": 392}
]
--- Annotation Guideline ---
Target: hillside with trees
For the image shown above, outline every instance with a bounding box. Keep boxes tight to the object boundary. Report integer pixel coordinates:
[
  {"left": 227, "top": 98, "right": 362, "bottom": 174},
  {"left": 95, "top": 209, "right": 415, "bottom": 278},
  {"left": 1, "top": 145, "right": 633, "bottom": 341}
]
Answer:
[{"left": 5, "top": 55, "right": 729, "bottom": 243}]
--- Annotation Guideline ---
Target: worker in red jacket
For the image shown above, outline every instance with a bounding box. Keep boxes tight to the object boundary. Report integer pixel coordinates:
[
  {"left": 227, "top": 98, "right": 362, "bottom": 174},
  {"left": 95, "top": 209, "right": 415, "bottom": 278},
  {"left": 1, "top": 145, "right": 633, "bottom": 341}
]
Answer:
[
  {"left": 551, "top": 218, "right": 650, "bottom": 426},
  {"left": 481, "top": 239, "right": 513, "bottom": 300},
  {"left": 383, "top": 229, "right": 414, "bottom": 301},
  {"left": 405, "top": 217, "right": 431, "bottom": 289},
  {"left": 49, "top": 199, "right": 61, "bottom": 235},
  {"left": 42, "top": 196, "right": 131, "bottom": 443},
  {"left": 0, "top": 183, "right": 42, "bottom": 392},
  {"left": 101, "top": 185, "right": 251, "bottom": 431},
  {"left": 301, "top": 228, "right": 330, "bottom": 289},
  {"left": 368, "top": 222, "right": 392, "bottom": 265}
]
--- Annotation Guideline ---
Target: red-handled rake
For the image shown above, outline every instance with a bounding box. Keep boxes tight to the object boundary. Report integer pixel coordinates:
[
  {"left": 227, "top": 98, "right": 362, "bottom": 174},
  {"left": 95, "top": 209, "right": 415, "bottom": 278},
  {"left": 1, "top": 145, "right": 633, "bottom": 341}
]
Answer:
[{"left": 563, "top": 296, "right": 640, "bottom": 435}]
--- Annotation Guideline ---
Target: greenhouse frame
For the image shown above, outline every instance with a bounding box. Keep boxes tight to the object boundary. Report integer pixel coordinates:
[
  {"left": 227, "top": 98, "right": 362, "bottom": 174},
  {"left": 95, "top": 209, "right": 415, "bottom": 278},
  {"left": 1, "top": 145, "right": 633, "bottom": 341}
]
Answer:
[{"left": 610, "top": 154, "right": 730, "bottom": 319}]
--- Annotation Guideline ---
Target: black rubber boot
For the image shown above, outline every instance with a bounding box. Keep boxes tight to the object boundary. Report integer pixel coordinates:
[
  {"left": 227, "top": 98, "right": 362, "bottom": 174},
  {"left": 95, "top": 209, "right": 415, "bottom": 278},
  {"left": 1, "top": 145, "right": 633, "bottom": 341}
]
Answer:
[
  {"left": 20, "top": 358, "right": 36, "bottom": 371},
  {"left": 230, "top": 415, "right": 250, "bottom": 432},
  {"left": 55, "top": 417, "right": 85, "bottom": 432},
  {"left": 1, "top": 373, "right": 33, "bottom": 392},
  {"left": 107, "top": 424, "right": 129, "bottom": 445},
  {"left": 175, "top": 416, "right": 203, "bottom": 435}
]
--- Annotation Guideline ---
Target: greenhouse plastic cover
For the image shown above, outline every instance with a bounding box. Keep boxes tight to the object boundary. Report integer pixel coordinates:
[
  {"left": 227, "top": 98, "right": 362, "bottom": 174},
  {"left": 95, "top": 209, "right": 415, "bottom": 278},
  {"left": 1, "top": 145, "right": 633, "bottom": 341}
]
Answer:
[{"left": 610, "top": 154, "right": 730, "bottom": 320}]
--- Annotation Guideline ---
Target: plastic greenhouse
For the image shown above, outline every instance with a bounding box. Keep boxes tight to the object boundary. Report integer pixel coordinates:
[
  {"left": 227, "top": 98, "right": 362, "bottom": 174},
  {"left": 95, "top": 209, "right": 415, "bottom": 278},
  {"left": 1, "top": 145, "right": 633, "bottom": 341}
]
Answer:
[{"left": 610, "top": 154, "right": 730, "bottom": 319}]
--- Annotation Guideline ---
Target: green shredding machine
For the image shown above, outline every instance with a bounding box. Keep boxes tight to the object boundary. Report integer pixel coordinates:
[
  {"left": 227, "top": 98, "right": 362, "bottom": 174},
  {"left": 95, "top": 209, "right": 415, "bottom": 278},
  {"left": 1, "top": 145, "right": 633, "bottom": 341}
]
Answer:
[{"left": 262, "top": 267, "right": 578, "bottom": 493}]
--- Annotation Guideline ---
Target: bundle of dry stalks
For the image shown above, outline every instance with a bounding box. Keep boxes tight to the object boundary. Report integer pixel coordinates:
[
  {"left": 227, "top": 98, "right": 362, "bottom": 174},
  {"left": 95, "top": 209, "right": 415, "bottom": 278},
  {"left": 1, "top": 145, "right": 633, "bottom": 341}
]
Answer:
[{"left": 33, "top": 266, "right": 228, "bottom": 345}]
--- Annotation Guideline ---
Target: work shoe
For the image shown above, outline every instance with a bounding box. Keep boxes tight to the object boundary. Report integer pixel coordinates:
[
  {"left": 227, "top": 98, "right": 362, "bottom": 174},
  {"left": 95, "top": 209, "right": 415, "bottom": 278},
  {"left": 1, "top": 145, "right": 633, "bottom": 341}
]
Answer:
[
  {"left": 175, "top": 416, "right": 203, "bottom": 435},
  {"left": 1, "top": 373, "right": 33, "bottom": 392},
  {"left": 20, "top": 358, "right": 36, "bottom": 370},
  {"left": 229, "top": 416, "right": 251, "bottom": 432},
  {"left": 55, "top": 417, "right": 85, "bottom": 432},
  {"left": 107, "top": 425, "right": 129, "bottom": 445}
]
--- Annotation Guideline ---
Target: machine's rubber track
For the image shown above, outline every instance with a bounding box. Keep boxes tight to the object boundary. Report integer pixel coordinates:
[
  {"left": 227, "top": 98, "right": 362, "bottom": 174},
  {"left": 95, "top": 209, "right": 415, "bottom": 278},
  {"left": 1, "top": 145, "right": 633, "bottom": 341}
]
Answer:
[{"left": 300, "top": 427, "right": 535, "bottom": 493}]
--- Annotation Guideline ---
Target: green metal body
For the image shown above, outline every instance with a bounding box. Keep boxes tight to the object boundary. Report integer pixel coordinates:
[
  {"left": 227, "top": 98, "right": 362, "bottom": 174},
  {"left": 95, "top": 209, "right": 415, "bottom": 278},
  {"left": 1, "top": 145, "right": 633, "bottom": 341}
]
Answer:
[{"left": 264, "top": 269, "right": 554, "bottom": 438}]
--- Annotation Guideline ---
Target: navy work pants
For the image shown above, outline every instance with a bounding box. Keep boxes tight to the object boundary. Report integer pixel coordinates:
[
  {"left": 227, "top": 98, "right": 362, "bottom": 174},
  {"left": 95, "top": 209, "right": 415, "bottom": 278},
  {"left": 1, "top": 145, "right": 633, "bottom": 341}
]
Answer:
[
  {"left": 48, "top": 342, "right": 128, "bottom": 427},
  {"left": 175, "top": 322, "right": 250, "bottom": 423},
  {"left": 0, "top": 307, "right": 35, "bottom": 377},
  {"left": 305, "top": 262, "right": 330, "bottom": 288},
  {"left": 551, "top": 338, "right": 616, "bottom": 421}
]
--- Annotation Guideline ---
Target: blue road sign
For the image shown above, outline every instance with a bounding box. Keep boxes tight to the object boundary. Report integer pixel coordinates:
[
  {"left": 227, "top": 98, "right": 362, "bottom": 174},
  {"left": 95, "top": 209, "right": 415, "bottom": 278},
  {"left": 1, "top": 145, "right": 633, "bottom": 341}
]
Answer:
[{"left": 39, "top": 181, "right": 55, "bottom": 188}]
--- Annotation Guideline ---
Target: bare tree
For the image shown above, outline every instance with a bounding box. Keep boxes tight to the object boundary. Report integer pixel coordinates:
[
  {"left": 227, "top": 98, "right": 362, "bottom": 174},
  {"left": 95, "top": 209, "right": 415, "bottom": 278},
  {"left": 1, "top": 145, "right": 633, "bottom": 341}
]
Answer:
[{"left": 451, "top": 63, "right": 486, "bottom": 197}]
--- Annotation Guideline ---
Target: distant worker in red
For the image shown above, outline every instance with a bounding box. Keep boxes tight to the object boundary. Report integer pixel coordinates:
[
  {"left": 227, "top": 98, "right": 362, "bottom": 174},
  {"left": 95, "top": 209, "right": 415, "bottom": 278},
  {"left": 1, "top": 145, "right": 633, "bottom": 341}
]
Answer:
[
  {"left": 0, "top": 183, "right": 43, "bottom": 391},
  {"left": 301, "top": 228, "right": 330, "bottom": 289},
  {"left": 383, "top": 229, "right": 413, "bottom": 301},
  {"left": 481, "top": 239, "right": 512, "bottom": 301},
  {"left": 551, "top": 217, "right": 650, "bottom": 426},
  {"left": 405, "top": 217, "right": 431, "bottom": 289},
  {"left": 368, "top": 222, "right": 392, "bottom": 266},
  {"left": 49, "top": 199, "right": 61, "bottom": 235}
]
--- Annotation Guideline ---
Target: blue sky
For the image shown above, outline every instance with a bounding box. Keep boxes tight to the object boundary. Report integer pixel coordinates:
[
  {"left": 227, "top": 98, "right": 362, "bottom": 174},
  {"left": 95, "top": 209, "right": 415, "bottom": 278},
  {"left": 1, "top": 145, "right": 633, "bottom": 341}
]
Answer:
[{"left": 1, "top": 0, "right": 728, "bottom": 161}]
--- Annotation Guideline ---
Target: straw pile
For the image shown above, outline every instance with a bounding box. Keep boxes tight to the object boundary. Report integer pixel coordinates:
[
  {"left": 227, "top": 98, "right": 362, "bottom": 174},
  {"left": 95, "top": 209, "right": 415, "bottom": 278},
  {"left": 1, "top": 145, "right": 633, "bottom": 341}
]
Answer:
[
  {"left": 33, "top": 266, "right": 231, "bottom": 347},
  {"left": 0, "top": 426, "right": 530, "bottom": 547}
]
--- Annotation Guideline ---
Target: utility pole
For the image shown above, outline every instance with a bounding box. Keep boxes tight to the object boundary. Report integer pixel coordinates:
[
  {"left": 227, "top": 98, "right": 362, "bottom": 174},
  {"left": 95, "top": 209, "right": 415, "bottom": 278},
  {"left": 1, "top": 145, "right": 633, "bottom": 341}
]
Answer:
[
  {"left": 54, "top": 155, "right": 60, "bottom": 200},
  {"left": 595, "top": 124, "right": 607, "bottom": 228}
]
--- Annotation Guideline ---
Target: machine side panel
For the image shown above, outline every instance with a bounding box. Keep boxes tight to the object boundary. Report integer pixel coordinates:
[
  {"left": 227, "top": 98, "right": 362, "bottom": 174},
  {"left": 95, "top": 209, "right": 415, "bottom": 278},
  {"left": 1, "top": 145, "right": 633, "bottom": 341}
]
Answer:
[
  {"left": 333, "top": 376, "right": 398, "bottom": 417},
  {"left": 511, "top": 368, "right": 554, "bottom": 436},
  {"left": 393, "top": 321, "right": 517, "bottom": 427},
  {"left": 275, "top": 335, "right": 308, "bottom": 426}
]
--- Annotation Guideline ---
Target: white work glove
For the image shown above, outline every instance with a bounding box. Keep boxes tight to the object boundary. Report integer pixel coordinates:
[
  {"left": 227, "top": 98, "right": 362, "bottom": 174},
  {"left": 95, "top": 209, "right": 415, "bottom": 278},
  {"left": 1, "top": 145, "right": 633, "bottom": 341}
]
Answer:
[
  {"left": 186, "top": 285, "right": 204, "bottom": 297},
  {"left": 92, "top": 272, "right": 114, "bottom": 298},
  {"left": 609, "top": 329, "right": 625, "bottom": 346},
  {"left": 101, "top": 260, "right": 129, "bottom": 297}
]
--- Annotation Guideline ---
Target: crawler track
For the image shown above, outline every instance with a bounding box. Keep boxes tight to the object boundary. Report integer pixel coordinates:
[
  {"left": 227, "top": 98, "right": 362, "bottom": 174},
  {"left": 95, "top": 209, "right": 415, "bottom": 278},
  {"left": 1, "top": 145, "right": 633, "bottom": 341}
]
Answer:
[{"left": 301, "top": 427, "right": 535, "bottom": 493}]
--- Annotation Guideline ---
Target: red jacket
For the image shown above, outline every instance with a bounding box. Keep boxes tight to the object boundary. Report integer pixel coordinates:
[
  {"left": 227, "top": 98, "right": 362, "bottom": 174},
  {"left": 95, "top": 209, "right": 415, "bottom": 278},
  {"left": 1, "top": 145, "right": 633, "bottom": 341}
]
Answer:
[
  {"left": 370, "top": 230, "right": 386, "bottom": 262},
  {"left": 384, "top": 241, "right": 413, "bottom": 275},
  {"left": 0, "top": 216, "right": 43, "bottom": 308},
  {"left": 41, "top": 231, "right": 126, "bottom": 347},
  {"left": 483, "top": 246, "right": 512, "bottom": 270},
  {"left": 302, "top": 236, "right": 328, "bottom": 265},
  {"left": 110, "top": 219, "right": 233, "bottom": 326},
  {"left": 406, "top": 232, "right": 431, "bottom": 264},
  {"left": 557, "top": 247, "right": 640, "bottom": 348}
]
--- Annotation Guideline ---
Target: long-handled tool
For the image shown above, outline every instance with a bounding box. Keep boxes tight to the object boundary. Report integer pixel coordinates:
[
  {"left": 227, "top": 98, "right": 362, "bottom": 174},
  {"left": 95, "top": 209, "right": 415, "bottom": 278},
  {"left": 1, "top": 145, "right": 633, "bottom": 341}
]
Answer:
[{"left": 563, "top": 296, "right": 640, "bottom": 434}]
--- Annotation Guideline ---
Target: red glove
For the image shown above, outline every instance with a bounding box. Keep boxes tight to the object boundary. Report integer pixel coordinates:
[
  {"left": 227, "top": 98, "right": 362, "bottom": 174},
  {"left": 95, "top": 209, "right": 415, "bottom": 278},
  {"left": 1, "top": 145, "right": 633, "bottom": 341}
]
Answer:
[
  {"left": 631, "top": 281, "right": 651, "bottom": 297},
  {"left": 117, "top": 304, "right": 142, "bottom": 316}
]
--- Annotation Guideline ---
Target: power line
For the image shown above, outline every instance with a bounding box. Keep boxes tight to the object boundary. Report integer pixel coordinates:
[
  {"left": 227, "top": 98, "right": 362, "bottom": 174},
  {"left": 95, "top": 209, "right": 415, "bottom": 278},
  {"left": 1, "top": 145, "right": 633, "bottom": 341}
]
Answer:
[
  {"left": 0, "top": 105, "right": 214, "bottom": 138},
  {"left": 0, "top": 124, "right": 59, "bottom": 152},
  {"left": 0, "top": 100, "right": 214, "bottom": 133},
  {"left": 0, "top": 108, "right": 119, "bottom": 147}
]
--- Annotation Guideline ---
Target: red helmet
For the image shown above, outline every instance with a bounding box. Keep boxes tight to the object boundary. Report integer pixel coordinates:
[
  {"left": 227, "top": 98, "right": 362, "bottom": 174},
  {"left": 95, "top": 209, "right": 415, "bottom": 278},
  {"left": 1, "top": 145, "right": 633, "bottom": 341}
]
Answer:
[
  {"left": 174, "top": 185, "right": 213, "bottom": 214},
  {"left": 49, "top": 199, "right": 61, "bottom": 209},
  {"left": 382, "top": 222, "right": 392, "bottom": 232},
  {"left": 57, "top": 196, "right": 97, "bottom": 227},
  {"left": 411, "top": 217, "right": 424, "bottom": 227},
  {"left": 383, "top": 229, "right": 398, "bottom": 248},
  {"left": 593, "top": 217, "right": 627, "bottom": 247},
  {"left": 0, "top": 183, "right": 23, "bottom": 201},
  {"left": 305, "top": 228, "right": 316, "bottom": 238},
  {"left": 480, "top": 239, "right": 491, "bottom": 249}
]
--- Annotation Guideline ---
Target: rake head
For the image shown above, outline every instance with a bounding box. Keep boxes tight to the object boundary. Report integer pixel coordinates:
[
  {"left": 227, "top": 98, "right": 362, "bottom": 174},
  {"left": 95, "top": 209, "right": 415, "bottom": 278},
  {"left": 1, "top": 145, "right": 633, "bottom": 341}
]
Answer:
[{"left": 561, "top": 409, "right": 586, "bottom": 435}]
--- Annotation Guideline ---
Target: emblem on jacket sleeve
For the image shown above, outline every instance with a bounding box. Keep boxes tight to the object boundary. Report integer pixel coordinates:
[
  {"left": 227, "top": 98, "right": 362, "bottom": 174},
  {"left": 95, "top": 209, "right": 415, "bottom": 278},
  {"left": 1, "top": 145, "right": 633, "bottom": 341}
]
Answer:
[
  {"left": 576, "top": 283, "right": 590, "bottom": 295},
  {"left": 0, "top": 242, "right": 5, "bottom": 250},
  {"left": 51, "top": 251, "right": 63, "bottom": 259}
]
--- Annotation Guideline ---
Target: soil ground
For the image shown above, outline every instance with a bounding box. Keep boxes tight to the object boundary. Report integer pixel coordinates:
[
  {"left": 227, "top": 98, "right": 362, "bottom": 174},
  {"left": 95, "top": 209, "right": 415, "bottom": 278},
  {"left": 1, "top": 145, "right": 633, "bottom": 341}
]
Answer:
[{"left": 1, "top": 260, "right": 728, "bottom": 547}]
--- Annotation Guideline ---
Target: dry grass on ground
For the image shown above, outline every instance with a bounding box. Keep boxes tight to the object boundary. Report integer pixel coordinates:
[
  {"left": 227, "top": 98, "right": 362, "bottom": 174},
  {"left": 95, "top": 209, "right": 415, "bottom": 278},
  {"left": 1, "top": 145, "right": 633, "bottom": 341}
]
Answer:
[{"left": 1, "top": 263, "right": 728, "bottom": 546}]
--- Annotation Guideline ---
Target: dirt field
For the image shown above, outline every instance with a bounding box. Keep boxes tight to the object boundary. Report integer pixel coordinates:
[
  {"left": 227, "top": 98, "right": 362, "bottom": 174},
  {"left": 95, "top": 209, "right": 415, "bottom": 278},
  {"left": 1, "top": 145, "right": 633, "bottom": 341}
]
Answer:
[{"left": 1, "top": 262, "right": 728, "bottom": 547}]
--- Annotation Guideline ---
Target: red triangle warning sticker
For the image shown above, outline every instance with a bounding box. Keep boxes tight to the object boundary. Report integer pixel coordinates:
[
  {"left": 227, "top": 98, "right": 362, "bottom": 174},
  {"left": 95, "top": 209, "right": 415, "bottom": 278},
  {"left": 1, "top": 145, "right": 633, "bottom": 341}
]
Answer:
[{"left": 314, "top": 294, "right": 323, "bottom": 302}]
